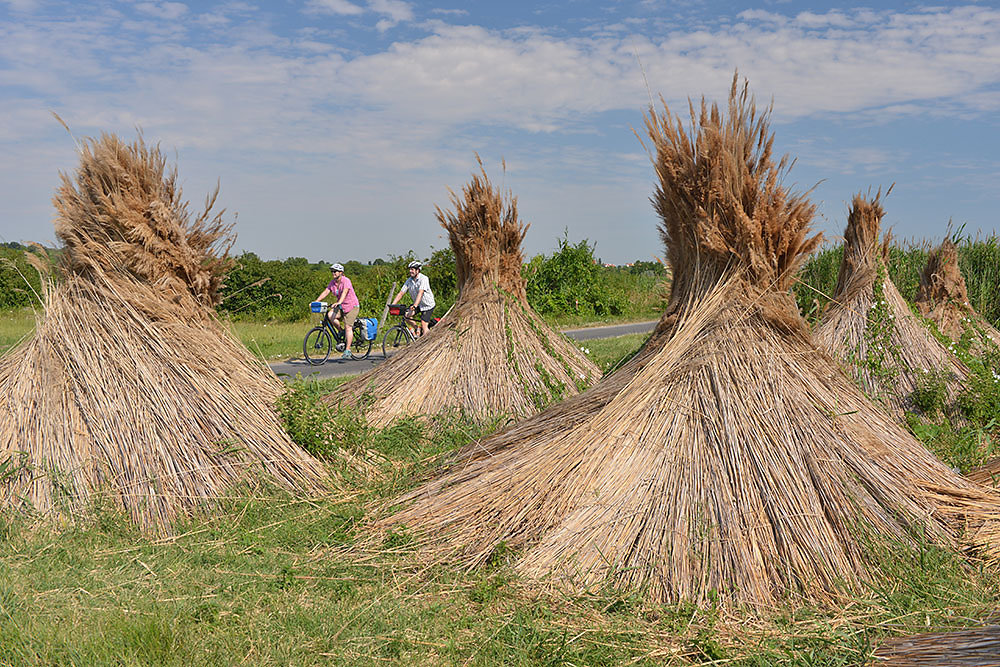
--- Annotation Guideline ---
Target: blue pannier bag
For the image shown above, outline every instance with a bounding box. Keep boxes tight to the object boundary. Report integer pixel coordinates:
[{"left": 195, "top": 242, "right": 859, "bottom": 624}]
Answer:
[{"left": 364, "top": 318, "right": 378, "bottom": 341}]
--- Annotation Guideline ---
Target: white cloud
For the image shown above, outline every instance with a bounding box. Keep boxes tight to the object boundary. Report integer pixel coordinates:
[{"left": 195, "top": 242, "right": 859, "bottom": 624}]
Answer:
[
  {"left": 430, "top": 8, "right": 467, "bottom": 17},
  {"left": 0, "top": 0, "right": 42, "bottom": 12},
  {"left": 369, "top": 0, "right": 412, "bottom": 22},
  {"left": 305, "top": 0, "right": 413, "bottom": 28},
  {"left": 307, "top": 0, "right": 364, "bottom": 16},
  {"left": 135, "top": 1, "right": 188, "bottom": 20}
]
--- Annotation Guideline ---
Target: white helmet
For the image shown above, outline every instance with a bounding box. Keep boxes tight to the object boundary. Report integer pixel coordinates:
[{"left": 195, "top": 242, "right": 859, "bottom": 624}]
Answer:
[
  {"left": 330, "top": 263, "right": 344, "bottom": 272},
  {"left": 407, "top": 260, "right": 421, "bottom": 270}
]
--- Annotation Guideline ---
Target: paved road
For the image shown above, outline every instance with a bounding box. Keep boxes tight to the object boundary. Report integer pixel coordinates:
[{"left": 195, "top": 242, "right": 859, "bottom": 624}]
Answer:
[{"left": 270, "top": 320, "right": 658, "bottom": 381}]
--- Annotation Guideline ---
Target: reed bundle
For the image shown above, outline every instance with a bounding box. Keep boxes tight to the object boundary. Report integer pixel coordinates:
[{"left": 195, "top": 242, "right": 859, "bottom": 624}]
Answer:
[
  {"left": 0, "top": 133, "right": 327, "bottom": 532},
  {"left": 329, "top": 160, "right": 599, "bottom": 427},
  {"left": 54, "top": 132, "right": 233, "bottom": 306},
  {"left": 378, "top": 77, "right": 1000, "bottom": 609},
  {"left": 873, "top": 624, "right": 1000, "bottom": 666},
  {"left": 915, "top": 238, "right": 1000, "bottom": 350},
  {"left": 815, "top": 194, "right": 968, "bottom": 416}
]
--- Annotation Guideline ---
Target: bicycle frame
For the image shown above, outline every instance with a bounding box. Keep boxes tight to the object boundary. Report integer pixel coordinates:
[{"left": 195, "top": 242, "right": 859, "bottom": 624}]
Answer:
[{"left": 304, "top": 302, "right": 373, "bottom": 364}]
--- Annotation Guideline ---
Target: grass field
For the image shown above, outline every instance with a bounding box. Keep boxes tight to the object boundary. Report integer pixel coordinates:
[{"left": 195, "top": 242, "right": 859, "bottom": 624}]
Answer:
[
  {"left": 0, "top": 308, "right": 35, "bottom": 357},
  {"left": 3, "top": 377, "right": 998, "bottom": 665}
]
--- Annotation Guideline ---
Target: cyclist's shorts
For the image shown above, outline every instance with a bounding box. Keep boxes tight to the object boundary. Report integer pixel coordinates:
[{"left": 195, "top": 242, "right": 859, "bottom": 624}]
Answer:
[
  {"left": 340, "top": 307, "right": 359, "bottom": 328},
  {"left": 417, "top": 306, "right": 435, "bottom": 323}
]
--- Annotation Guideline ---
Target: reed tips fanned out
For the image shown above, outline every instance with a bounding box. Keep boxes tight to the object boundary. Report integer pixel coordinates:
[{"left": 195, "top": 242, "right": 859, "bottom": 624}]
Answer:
[
  {"left": 815, "top": 192, "right": 968, "bottom": 416},
  {"left": 831, "top": 190, "right": 890, "bottom": 305},
  {"left": 915, "top": 237, "right": 1000, "bottom": 349},
  {"left": 329, "top": 159, "right": 599, "bottom": 427},
  {"left": 437, "top": 155, "right": 528, "bottom": 300},
  {"left": 54, "top": 132, "right": 234, "bottom": 307},
  {"left": 0, "top": 131, "right": 327, "bottom": 533},
  {"left": 378, "top": 77, "right": 1000, "bottom": 611},
  {"left": 644, "top": 74, "right": 820, "bottom": 296}
]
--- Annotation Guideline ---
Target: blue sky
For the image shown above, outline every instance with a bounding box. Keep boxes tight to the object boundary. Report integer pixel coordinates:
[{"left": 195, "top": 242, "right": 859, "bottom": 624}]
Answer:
[{"left": 1, "top": 0, "right": 998, "bottom": 264}]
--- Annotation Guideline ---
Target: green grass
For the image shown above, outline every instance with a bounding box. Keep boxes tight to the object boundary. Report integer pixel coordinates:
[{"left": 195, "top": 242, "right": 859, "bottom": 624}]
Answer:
[
  {"left": 3, "top": 400, "right": 999, "bottom": 666},
  {"left": 576, "top": 332, "right": 649, "bottom": 373},
  {"left": 0, "top": 308, "right": 35, "bottom": 356},
  {"left": 225, "top": 317, "right": 314, "bottom": 360}
]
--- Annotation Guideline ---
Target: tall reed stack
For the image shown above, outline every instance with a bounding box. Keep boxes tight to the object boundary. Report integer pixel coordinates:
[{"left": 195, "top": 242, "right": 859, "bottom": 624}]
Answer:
[
  {"left": 379, "top": 77, "right": 999, "bottom": 610},
  {"left": 915, "top": 237, "right": 1000, "bottom": 350},
  {"left": 815, "top": 194, "right": 968, "bottom": 417},
  {"left": 0, "top": 133, "right": 327, "bottom": 532},
  {"left": 328, "top": 160, "right": 600, "bottom": 427}
]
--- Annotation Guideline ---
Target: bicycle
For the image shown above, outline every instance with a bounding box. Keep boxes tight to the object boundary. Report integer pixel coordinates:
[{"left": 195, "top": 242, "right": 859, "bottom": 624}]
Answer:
[
  {"left": 381, "top": 303, "right": 420, "bottom": 358},
  {"left": 303, "top": 302, "right": 374, "bottom": 365}
]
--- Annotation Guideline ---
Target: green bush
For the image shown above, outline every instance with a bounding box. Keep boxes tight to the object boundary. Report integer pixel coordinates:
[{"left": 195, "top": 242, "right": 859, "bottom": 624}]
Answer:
[
  {"left": 0, "top": 243, "right": 44, "bottom": 310},
  {"left": 524, "top": 233, "right": 629, "bottom": 317}
]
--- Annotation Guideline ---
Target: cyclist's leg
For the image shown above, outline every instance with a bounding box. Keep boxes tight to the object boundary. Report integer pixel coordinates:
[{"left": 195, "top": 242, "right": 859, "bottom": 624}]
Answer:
[
  {"left": 342, "top": 307, "right": 358, "bottom": 350},
  {"left": 419, "top": 306, "right": 434, "bottom": 336}
]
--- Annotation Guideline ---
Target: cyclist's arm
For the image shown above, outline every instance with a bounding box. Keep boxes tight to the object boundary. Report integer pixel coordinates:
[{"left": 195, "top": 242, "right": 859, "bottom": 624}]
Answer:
[
  {"left": 412, "top": 288, "right": 425, "bottom": 309},
  {"left": 316, "top": 288, "right": 331, "bottom": 301},
  {"left": 392, "top": 287, "right": 406, "bottom": 303}
]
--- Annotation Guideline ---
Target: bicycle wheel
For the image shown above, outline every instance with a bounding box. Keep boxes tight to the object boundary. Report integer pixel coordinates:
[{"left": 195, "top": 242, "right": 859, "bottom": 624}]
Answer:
[
  {"left": 303, "top": 326, "right": 332, "bottom": 365},
  {"left": 382, "top": 325, "right": 414, "bottom": 358},
  {"left": 352, "top": 323, "right": 373, "bottom": 360}
]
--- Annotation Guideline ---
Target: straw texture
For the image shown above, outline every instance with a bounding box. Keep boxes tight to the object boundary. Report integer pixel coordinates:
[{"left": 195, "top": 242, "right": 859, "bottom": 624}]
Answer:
[
  {"left": 379, "top": 77, "right": 999, "bottom": 609},
  {"left": 873, "top": 624, "right": 1000, "bottom": 666},
  {"left": 329, "top": 160, "right": 600, "bottom": 427},
  {"left": 0, "top": 133, "right": 327, "bottom": 532},
  {"left": 915, "top": 238, "right": 1000, "bottom": 350},
  {"left": 815, "top": 194, "right": 968, "bottom": 417},
  {"left": 54, "top": 132, "right": 233, "bottom": 306}
]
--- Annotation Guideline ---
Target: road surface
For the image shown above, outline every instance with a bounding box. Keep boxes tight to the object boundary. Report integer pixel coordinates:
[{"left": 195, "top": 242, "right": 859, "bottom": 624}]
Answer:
[{"left": 269, "top": 319, "right": 658, "bottom": 381}]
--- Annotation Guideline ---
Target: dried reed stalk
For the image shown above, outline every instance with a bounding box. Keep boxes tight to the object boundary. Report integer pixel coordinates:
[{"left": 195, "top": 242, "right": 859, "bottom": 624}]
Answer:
[
  {"left": 376, "top": 76, "right": 1000, "bottom": 610},
  {"left": 915, "top": 238, "right": 1000, "bottom": 350},
  {"left": 815, "top": 194, "right": 968, "bottom": 417},
  {"left": 873, "top": 624, "right": 1000, "bottom": 666},
  {"left": 328, "top": 159, "right": 600, "bottom": 427},
  {"left": 54, "top": 132, "right": 233, "bottom": 307},
  {"left": 0, "top": 133, "right": 327, "bottom": 533}
]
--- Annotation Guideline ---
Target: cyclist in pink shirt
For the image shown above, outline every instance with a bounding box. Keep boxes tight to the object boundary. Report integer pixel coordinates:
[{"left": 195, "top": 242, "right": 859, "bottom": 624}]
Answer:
[{"left": 314, "top": 263, "right": 360, "bottom": 359}]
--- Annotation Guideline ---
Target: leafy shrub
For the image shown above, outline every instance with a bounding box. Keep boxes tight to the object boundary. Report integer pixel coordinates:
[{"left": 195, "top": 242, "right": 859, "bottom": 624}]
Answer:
[
  {"left": 275, "top": 378, "right": 368, "bottom": 458},
  {"left": 524, "top": 233, "right": 627, "bottom": 317},
  {"left": 910, "top": 369, "right": 949, "bottom": 416},
  {"left": 0, "top": 243, "right": 44, "bottom": 310}
]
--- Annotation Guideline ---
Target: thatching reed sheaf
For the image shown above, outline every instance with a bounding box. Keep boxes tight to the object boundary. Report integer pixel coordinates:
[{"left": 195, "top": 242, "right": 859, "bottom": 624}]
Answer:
[
  {"left": 872, "top": 624, "right": 1000, "bottom": 666},
  {"left": 328, "top": 160, "right": 600, "bottom": 427},
  {"left": 54, "top": 133, "right": 233, "bottom": 307},
  {"left": 814, "top": 194, "right": 968, "bottom": 416},
  {"left": 915, "top": 237, "right": 1000, "bottom": 350},
  {"left": 0, "top": 133, "right": 327, "bottom": 532},
  {"left": 379, "top": 77, "right": 1000, "bottom": 610}
]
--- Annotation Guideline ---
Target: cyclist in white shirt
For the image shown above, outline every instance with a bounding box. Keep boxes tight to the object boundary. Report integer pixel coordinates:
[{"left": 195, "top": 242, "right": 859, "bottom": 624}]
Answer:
[{"left": 392, "top": 260, "right": 436, "bottom": 337}]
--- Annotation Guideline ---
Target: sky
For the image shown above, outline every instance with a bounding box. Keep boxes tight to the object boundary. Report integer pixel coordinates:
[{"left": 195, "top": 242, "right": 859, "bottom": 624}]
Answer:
[{"left": 1, "top": 0, "right": 999, "bottom": 264}]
